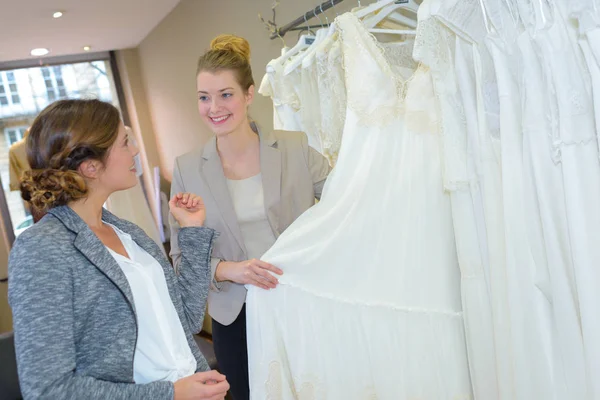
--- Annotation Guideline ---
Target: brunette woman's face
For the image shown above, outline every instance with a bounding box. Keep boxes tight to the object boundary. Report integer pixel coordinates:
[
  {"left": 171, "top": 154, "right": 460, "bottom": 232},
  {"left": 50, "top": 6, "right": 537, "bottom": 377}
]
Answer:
[{"left": 99, "top": 124, "right": 139, "bottom": 192}]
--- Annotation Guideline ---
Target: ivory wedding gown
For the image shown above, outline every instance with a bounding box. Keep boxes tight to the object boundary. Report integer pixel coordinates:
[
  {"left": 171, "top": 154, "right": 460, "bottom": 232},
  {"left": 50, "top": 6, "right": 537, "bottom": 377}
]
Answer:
[{"left": 246, "top": 12, "right": 472, "bottom": 400}]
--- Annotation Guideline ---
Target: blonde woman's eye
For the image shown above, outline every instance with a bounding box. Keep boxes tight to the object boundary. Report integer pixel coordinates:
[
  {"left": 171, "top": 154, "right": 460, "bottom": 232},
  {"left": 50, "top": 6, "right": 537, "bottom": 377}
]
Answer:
[
  {"left": 199, "top": 96, "right": 209, "bottom": 101},
  {"left": 223, "top": 93, "right": 232, "bottom": 99}
]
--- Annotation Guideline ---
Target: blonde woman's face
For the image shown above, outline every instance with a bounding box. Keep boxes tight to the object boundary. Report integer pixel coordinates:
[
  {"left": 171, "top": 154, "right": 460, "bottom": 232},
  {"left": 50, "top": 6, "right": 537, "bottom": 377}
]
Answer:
[{"left": 196, "top": 70, "right": 254, "bottom": 137}]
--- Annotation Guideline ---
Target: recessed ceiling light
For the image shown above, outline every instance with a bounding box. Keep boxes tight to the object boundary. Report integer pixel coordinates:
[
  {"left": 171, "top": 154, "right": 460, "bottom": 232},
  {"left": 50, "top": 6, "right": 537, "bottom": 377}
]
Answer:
[
  {"left": 53, "top": 11, "right": 63, "bottom": 18},
  {"left": 83, "top": 46, "right": 91, "bottom": 52},
  {"left": 30, "top": 48, "right": 49, "bottom": 57}
]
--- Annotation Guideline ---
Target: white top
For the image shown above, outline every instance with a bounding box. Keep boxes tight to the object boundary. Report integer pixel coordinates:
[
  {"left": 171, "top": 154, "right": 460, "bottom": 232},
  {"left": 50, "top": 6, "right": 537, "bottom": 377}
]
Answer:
[
  {"left": 226, "top": 173, "right": 277, "bottom": 260},
  {"left": 106, "top": 224, "right": 196, "bottom": 384}
]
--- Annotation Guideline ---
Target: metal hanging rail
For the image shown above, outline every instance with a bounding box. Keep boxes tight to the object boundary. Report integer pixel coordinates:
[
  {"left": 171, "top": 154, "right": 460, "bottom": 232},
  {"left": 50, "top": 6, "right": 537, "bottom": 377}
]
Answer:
[{"left": 270, "top": 0, "right": 345, "bottom": 39}]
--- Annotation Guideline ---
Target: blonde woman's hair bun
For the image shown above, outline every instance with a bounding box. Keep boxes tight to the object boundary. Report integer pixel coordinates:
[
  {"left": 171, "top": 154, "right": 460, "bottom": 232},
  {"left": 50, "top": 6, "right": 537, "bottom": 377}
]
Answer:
[{"left": 210, "top": 34, "right": 251, "bottom": 63}]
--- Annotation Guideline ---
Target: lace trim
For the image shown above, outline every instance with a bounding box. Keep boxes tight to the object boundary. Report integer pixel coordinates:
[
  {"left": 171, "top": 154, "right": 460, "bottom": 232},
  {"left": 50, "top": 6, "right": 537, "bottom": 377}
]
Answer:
[
  {"left": 265, "top": 360, "right": 472, "bottom": 400},
  {"left": 266, "top": 361, "right": 283, "bottom": 400},
  {"left": 265, "top": 359, "right": 474, "bottom": 399},
  {"left": 266, "top": 361, "right": 327, "bottom": 400},
  {"left": 316, "top": 37, "right": 347, "bottom": 166},
  {"left": 551, "top": 136, "right": 599, "bottom": 163}
]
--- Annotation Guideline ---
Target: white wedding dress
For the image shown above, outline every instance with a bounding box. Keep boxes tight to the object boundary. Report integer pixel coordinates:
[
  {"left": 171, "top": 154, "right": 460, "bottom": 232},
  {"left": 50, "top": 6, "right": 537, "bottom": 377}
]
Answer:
[{"left": 246, "top": 12, "right": 472, "bottom": 400}]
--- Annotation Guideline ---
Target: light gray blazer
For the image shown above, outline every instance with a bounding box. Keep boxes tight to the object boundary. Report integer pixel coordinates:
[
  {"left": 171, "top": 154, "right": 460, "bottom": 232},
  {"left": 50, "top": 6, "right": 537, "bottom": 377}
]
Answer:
[
  {"left": 8, "top": 205, "right": 215, "bottom": 399},
  {"left": 170, "top": 128, "right": 331, "bottom": 325}
]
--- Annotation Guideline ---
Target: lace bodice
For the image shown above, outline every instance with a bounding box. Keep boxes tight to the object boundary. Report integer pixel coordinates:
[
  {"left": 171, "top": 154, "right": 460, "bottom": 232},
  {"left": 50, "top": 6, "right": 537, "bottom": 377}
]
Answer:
[
  {"left": 316, "top": 32, "right": 347, "bottom": 166},
  {"left": 380, "top": 41, "right": 417, "bottom": 80},
  {"left": 335, "top": 12, "right": 417, "bottom": 127},
  {"left": 300, "top": 57, "right": 324, "bottom": 153}
]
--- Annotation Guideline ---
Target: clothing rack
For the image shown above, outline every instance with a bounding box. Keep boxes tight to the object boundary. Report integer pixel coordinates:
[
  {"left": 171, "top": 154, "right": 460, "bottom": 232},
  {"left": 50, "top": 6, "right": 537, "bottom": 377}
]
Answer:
[{"left": 270, "top": 0, "right": 345, "bottom": 40}]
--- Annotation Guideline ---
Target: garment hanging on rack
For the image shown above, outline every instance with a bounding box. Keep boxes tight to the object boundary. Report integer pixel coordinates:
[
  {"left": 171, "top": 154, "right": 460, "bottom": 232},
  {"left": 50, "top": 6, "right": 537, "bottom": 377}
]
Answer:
[
  {"left": 412, "top": 2, "right": 501, "bottom": 398},
  {"left": 539, "top": 2, "right": 600, "bottom": 397},
  {"left": 259, "top": 61, "right": 304, "bottom": 133},
  {"left": 248, "top": 12, "right": 472, "bottom": 399}
]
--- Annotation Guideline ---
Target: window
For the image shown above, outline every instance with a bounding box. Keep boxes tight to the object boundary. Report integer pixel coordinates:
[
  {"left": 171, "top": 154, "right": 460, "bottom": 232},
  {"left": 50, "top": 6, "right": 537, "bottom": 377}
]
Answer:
[
  {"left": 6, "top": 72, "right": 20, "bottom": 104},
  {"left": 4, "top": 126, "right": 27, "bottom": 147},
  {"left": 42, "top": 66, "right": 67, "bottom": 102},
  {"left": 0, "top": 59, "right": 122, "bottom": 247},
  {"left": 0, "top": 72, "right": 20, "bottom": 106}
]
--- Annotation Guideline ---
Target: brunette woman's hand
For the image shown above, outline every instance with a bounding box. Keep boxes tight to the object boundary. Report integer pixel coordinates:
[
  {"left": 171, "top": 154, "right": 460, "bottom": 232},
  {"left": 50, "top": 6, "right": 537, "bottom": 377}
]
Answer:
[
  {"left": 173, "top": 371, "right": 229, "bottom": 400},
  {"left": 170, "top": 193, "right": 206, "bottom": 228}
]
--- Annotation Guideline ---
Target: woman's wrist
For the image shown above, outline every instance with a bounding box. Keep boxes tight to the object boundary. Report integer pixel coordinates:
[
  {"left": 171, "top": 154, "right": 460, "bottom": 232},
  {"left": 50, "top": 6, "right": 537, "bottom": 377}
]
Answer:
[
  {"left": 215, "top": 260, "right": 229, "bottom": 282},
  {"left": 178, "top": 220, "right": 205, "bottom": 228}
]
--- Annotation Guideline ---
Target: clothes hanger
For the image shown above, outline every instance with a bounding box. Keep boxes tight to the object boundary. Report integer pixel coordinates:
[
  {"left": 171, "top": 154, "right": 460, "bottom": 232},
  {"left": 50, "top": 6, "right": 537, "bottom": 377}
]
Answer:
[
  {"left": 363, "top": 2, "right": 418, "bottom": 30},
  {"left": 284, "top": 4, "right": 330, "bottom": 75},
  {"left": 393, "top": 0, "right": 420, "bottom": 13},
  {"left": 353, "top": 0, "right": 398, "bottom": 19},
  {"left": 303, "top": 4, "right": 337, "bottom": 65},
  {"left": 274, "top": 34, "right": 313, "bottom": 65},
  {"left": 369, "top": 28, "right": 417, "bottom": 35},
  {"left": 275, "top": 13, "right": 316, "bottom": 66},
  {"left": 297, "top": 26, "right": 317, "bottom": 41},
  {"left": 478, "top": 0, "right": 493, "bottom": 36},
  {"left": 297, "top": 13, "right": 316, "bottom": 41}
]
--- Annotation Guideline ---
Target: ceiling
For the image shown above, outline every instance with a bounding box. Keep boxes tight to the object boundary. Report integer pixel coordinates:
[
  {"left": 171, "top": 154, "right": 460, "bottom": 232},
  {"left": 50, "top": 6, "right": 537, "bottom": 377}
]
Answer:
[{"left": 0, "top": 0, "right": 181, "bottom": 63}]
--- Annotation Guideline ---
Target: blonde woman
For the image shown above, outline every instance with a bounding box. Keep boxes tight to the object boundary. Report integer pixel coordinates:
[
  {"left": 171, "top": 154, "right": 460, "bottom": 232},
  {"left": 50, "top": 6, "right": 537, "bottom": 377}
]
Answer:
[{"left": 170, "top": 35, "right": 331, "bottom": 399}]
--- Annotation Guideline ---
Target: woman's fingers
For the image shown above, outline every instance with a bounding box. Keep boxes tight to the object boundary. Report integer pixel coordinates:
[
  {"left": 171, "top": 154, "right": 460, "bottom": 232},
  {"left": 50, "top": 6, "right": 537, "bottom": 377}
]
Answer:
[
  {"left": 251, "top": 265, "right": 279, "bottom": 287},
  {"left": 255, "top": 259, "right": 284, "bottom": 275}
]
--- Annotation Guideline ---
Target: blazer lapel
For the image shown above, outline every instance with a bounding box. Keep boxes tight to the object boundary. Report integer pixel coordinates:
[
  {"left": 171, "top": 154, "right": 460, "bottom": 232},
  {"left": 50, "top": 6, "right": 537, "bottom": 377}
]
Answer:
[
  {"left": 49, "top": 206, "right": 136, "bottom": 311},
  {"left": 201, "top": 137, "right": 247, "bottom": 255},
  {"left": 101, "top": 209, "right": 168, "bottom": 272},
  {"left": 259, "top": 128, "right": 282, "bottom": 235}
]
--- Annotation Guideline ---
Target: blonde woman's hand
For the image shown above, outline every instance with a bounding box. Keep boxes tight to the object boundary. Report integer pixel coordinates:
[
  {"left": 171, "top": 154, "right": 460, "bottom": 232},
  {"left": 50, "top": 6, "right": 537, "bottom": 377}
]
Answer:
[
  {"left": 169, "top": 193, "right": 206, "bottom": 228},
  {"left": 215, "top": 259, "right": 283, "bottom": 289}
]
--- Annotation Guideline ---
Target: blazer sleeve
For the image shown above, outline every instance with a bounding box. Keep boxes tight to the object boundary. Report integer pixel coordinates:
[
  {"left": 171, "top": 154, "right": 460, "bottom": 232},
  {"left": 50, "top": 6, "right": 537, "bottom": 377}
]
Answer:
[
  {"left": 170, "top": 158, "right": 223, "bottom": 293},
  {"left": 8, "top": 239, "right": 174, "bottom": 400},
  {"left": 300, "top": 132, "right": 332, "bottom": 200}
]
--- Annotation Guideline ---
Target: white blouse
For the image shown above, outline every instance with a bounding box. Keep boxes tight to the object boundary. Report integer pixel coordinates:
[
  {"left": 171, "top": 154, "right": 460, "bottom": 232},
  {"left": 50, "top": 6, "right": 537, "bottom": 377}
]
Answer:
[
  {"left": 106, "top": 224, "right": 196, "bottom": 384},
  {"left": 226, "top": 173, "right": 277, "bottom": 260}
]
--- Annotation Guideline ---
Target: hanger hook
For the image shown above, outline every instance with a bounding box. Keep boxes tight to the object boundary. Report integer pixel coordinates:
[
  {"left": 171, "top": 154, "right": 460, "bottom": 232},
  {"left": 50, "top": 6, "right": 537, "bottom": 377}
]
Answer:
[
  {"left": 313, "top": 7, "right": 324, "bottom": 28},
  {"left": 320, "top": 3, "right": 329, "bottom": 25},
  {"left": 331, "top": 0, "right": 338, "bottom": 16}
]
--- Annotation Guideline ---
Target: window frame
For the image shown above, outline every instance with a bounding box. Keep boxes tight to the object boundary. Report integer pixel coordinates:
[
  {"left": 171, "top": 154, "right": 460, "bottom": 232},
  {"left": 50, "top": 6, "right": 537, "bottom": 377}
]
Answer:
[
  {"left": 0, "top": 71, "right": 20, "bottom": 106},
  {"left": 4, "top": 126, "right": 28, "bottom": 147}
]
